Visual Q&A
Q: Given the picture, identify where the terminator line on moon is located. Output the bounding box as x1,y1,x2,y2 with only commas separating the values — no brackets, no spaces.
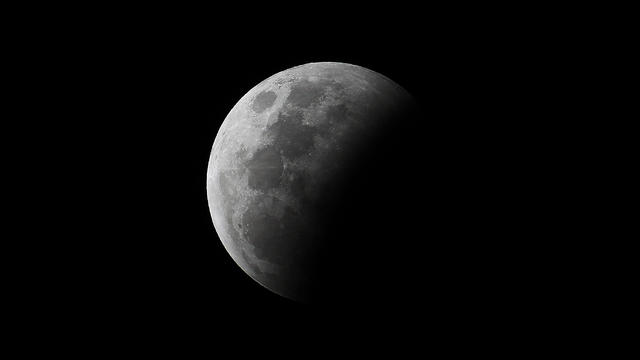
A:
206,62,415,303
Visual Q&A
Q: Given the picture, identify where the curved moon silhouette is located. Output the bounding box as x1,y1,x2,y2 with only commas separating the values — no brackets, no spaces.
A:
207,62,417,303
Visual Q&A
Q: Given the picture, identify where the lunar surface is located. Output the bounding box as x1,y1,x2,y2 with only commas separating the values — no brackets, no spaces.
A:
207,62,417,303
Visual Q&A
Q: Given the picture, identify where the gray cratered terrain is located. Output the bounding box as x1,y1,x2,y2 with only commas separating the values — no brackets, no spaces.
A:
207,62,417,303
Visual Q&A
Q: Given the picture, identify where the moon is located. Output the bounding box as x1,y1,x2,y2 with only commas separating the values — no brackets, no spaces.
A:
207,62,417,303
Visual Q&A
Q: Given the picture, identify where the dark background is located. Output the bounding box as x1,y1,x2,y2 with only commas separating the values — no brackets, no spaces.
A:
25,5,587,345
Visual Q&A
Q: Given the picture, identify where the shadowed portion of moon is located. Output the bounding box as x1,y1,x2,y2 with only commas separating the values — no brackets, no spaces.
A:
207,62,419,303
